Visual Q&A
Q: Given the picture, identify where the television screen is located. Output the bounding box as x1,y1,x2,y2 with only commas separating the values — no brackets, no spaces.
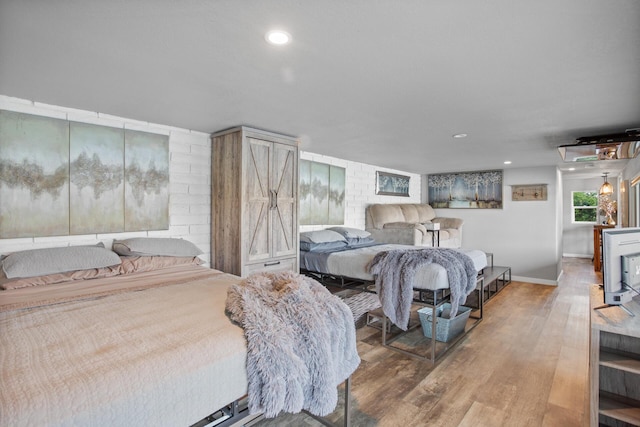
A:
602,228,640,305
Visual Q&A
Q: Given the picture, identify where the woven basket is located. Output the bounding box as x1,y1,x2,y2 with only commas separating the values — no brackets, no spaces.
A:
418,303,471,342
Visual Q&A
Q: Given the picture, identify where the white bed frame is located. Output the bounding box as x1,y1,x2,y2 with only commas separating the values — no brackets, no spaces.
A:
192,378,353,427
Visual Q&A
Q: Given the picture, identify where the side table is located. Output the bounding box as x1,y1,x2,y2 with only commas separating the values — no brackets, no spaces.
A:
424,223,440,247
593,225,615,271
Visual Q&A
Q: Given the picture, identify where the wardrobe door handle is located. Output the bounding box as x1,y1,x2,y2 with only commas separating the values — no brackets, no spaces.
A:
270,190,278,209
264,261,281,267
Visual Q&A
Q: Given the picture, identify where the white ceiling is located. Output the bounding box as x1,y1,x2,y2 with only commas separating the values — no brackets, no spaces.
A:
1,0,639,177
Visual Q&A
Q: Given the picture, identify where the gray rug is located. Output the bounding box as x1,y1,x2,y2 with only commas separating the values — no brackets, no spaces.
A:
338,291,381,329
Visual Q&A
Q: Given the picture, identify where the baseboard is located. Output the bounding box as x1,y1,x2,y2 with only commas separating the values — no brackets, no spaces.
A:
563,253,592,259
511,275,558,286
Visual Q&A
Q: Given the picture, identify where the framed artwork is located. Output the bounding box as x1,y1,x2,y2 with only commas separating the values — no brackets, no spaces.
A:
428,170,503,209
0,109,169,238
299,160,346,225
0,111,70,238
376,171,410,197
70,122,125,234
511,184,547,201
124,130,170,231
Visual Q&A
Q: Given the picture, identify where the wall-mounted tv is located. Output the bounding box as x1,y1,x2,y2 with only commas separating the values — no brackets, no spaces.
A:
602,227,640,306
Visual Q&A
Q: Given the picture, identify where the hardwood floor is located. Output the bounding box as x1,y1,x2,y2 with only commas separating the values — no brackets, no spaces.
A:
251,257,596,426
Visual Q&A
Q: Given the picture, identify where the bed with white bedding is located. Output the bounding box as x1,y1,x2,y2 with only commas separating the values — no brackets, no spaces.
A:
299,228,488,362
300,243,487,292
0,264,249,427
299,228,487,292
0,238,358,427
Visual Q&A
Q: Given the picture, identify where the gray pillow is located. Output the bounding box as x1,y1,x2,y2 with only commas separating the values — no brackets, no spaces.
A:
327,226,371,239
345,236,376,247
112,238,203,257
1,245,122,279
300,230,347,244
300,240,348,252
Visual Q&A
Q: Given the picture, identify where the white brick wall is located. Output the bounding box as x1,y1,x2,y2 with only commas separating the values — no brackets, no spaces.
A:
0,95,423,259
299,151,422,232
0,95,211,263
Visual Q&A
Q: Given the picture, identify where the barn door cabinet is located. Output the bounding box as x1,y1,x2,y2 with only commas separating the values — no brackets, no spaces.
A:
211,126,299,277
589,285,640,426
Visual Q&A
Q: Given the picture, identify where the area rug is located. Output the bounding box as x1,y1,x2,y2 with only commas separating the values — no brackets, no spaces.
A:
337,290,381,329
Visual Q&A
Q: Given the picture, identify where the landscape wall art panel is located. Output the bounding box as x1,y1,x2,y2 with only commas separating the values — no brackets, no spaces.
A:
376,171,410,196
0,110,70,238
428,170,503,209
299,160,312,223
299,159,345,225
328,165,346,224
303,161,329,225
70,122,125,234
0,110,170,238
124,130,170,231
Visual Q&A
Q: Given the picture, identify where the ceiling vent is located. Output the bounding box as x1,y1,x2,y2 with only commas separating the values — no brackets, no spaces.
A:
558,129,640,162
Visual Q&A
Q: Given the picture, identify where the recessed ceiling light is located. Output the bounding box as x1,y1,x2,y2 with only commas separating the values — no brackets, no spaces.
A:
265,30,291,45
452,133,467,139
504,161,512,165
569,167,576,171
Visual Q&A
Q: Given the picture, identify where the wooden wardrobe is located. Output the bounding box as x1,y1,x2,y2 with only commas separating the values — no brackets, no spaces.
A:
211,126,299,277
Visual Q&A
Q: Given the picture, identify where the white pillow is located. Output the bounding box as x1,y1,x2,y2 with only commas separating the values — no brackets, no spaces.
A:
327,226,371,239
112,238,203,257
299,230,347,244
1,245,121,279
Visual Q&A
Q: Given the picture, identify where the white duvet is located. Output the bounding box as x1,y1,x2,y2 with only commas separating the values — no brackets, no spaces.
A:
323,244,487,291
0,267,248,427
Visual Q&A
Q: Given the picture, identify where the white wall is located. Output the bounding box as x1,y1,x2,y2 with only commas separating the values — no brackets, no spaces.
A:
0,95,211,262
301,153,562,284
299,151,422,231
424,166,562,285
623,153,640,182
0,96,564,284
621,156,640,228
555,168,564,280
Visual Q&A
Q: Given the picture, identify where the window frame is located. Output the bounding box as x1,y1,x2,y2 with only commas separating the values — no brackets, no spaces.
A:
571,190,598,224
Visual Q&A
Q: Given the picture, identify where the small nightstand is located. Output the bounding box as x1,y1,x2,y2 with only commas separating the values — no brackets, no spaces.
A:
424,223,440,247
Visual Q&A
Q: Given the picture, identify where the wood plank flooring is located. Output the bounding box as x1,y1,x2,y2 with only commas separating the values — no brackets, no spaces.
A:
249,257,596,427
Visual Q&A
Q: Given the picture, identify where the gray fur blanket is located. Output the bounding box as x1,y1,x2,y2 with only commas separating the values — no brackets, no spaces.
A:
368,248,477,330
225,271,360,418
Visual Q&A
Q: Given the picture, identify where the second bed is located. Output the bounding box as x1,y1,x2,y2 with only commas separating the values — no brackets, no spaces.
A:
299,229,489,362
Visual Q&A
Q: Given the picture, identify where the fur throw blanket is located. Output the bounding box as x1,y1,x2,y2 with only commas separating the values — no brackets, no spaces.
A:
368,248,477,330
225,271,360,418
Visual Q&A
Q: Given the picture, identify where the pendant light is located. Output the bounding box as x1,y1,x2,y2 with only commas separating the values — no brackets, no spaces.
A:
599,172,614,195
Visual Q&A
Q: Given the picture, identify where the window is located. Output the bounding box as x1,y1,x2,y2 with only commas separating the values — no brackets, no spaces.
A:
572,191,598,223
